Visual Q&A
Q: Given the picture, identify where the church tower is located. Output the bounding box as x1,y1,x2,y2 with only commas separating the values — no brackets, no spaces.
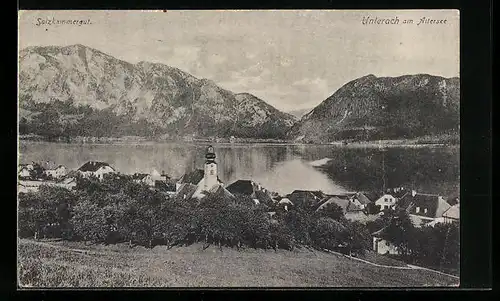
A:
203,145,218,191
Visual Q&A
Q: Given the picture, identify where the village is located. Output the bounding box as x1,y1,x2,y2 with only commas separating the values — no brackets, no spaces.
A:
18,145,459,257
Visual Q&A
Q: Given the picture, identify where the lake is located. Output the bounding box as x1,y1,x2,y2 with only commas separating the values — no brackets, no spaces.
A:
18,142,459,197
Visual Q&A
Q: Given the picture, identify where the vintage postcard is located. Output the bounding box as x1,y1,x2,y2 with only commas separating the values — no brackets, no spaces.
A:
17,10,460,287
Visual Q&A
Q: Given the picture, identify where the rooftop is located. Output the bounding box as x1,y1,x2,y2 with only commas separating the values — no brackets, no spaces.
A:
77,161,113,172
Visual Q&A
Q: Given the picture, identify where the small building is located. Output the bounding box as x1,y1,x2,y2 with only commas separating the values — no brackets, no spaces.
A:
44,165,67,180
132,173,155,186
371,227,401,255
77,161,115,180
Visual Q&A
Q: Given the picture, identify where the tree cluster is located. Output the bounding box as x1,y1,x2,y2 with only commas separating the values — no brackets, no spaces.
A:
17,175,458,272
18,175,368,254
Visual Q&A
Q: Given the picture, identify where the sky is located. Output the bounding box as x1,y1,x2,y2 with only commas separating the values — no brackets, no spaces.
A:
19,10,459,112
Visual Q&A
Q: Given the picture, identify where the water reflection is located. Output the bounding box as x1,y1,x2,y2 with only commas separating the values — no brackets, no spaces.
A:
19,142,459,197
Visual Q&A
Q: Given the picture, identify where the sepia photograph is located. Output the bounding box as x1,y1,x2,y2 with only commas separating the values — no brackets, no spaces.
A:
17,9,460,287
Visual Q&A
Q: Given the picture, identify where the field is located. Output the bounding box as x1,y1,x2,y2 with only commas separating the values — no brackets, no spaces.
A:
18,239,458,287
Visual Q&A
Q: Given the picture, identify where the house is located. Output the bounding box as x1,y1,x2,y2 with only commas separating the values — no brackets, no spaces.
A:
132,173,155,186
18,162,46,180
374,194,398,211
371,227,401,255
442,203,459,224
225,180,273,205
77,161,115,180
316,196,365,221
398,190,452,227
333,192,373,210
43,165,67,179
287,190,328,209
350,192,372,209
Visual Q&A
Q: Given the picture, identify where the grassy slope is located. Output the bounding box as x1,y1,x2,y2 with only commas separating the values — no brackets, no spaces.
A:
18,239,458,287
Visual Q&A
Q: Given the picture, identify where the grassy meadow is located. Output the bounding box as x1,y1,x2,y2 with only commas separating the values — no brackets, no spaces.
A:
18,239,458,287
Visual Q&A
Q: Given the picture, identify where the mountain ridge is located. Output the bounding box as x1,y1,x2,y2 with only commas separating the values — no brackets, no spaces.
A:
288,73,459,143
19,44,295,139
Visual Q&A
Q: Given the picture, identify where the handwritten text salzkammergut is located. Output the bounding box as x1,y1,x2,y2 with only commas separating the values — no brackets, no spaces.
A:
35,17,92,26
361,16,448,26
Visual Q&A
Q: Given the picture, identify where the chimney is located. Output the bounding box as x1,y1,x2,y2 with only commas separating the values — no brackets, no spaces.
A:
411,190,417,197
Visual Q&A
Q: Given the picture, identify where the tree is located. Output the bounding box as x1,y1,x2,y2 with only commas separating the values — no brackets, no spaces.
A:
317,202,345,221
379,209,416,258
310,217,349,251
283,208,314,245
70,198,109,243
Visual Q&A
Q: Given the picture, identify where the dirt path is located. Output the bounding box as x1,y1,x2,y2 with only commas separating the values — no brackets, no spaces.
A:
322,248,459,280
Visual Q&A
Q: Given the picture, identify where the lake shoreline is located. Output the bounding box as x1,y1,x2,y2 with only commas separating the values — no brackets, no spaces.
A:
19,137,459,148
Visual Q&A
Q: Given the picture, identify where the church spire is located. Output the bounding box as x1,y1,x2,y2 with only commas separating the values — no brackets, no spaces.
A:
203,145,218,191
205,145,216,164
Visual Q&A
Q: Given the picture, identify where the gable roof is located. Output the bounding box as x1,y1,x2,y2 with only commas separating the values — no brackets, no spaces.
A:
178,169,205,185
364,191,382,202
78,161,113,172
226,180,255,195
354,192,372,205
442,204,459,220
406,193,451,218
208,185,235,200
317,197,362,213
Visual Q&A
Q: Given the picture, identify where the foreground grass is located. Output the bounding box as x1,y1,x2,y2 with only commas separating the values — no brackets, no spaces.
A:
18,239,458,287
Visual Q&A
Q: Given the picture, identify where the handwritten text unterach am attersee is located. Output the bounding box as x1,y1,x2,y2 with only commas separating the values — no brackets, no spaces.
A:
361,16,448,26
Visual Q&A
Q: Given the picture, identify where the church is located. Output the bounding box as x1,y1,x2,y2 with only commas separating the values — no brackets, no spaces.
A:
176,145,226,199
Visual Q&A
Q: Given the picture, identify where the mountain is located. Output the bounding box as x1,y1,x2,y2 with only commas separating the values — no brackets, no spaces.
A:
286,108,313,119
18,44,295,139
287,74,460,143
